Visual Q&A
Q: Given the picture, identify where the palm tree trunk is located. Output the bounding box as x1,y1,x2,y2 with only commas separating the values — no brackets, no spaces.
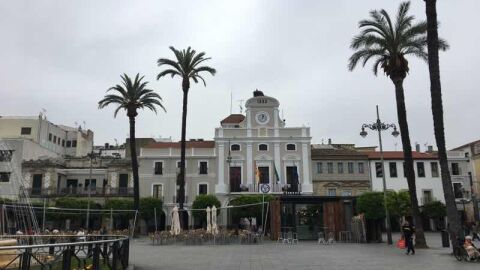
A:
129,116,140,211
425,0,462,250
178,79,189,211
391,76,428,248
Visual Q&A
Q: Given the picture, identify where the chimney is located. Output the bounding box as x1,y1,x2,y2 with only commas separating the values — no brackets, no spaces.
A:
105,143,109,149
427,145,433,152
328,138,332,145
415,143,420,152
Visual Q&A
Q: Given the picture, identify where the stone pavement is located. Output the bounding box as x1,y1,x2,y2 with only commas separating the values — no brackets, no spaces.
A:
129,233,479,270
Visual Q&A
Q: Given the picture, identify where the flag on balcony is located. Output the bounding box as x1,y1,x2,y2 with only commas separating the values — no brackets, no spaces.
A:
255,166,261,186
274,164,280,184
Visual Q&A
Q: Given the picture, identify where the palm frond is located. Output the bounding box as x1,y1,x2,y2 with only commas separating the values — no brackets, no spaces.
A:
98,73,165,118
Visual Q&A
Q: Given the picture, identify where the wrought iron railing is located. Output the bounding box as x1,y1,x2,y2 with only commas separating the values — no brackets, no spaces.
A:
0,234,129,270
228,183,301,194
25,187,134,198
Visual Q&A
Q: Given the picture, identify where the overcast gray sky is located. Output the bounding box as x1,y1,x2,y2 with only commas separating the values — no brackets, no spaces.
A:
1,0,478,151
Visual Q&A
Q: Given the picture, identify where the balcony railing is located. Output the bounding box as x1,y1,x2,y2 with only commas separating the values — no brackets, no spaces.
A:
172,195,189,204
229,183,302,194
25,187,134,198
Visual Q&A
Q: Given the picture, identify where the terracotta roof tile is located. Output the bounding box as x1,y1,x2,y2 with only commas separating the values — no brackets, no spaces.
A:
220,114,245,125
367,151,437,160
144,141,215,149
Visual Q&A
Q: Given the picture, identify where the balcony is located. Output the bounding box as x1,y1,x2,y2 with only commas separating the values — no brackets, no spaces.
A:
172,195,189,204
228,183,302,195
25,187,134,198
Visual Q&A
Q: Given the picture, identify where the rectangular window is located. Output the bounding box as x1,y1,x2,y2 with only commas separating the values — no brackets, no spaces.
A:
453,183,463,199
431,162,439,177
417,162,425,177
0,150,13,162
199,184,208,195
66,141,71,147
199,161,208,174
316,162,323,174
153,184,163,199
348,162,354,174
337,162,344,174
20,127,31,135
154,162,163,175
258,166,269,184
423,190,433,204
0,172,10,182
57,137,61,145
451,163,460,175
358,162,364,174
71,140,77,147
389,162,398,178
327,188,336,196
53,135,57,144
375,162,383,178
61,140,65,147
48,133,52,141
327,162,334,174
84,179,96,191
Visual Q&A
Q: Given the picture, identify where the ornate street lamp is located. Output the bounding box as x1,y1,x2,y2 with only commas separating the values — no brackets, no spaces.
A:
360,105,399,245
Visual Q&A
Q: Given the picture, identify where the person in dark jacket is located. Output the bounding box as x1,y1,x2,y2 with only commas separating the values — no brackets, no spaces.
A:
402,221,415,255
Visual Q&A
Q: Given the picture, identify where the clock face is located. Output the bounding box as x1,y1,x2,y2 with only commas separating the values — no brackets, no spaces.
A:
255,111,270,125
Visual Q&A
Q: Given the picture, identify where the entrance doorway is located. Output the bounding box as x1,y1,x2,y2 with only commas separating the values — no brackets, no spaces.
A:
66,179,78,195
286,166,298,192
31,174,42,195
229,167,241,192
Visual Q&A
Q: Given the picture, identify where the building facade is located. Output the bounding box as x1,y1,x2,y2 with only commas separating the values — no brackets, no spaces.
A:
367,150,472,206
137,90,313,227
0,115,93,198
22,156,133,202
311,143,370,197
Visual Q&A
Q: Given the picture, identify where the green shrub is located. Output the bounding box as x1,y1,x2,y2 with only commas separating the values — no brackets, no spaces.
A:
422,201,446,219
139,197,163,220
192,195,221,227
229,195,273,224
357,192,385,220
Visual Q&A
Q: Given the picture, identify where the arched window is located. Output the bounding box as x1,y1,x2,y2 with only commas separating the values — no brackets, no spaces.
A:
286,144,296,151
231,144,241,151
258,144,268,151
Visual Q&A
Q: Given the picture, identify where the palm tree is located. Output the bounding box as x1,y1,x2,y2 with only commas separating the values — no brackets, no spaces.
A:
99,73,165,210
157,47,216,214
424,0,462,249
348,1,447,248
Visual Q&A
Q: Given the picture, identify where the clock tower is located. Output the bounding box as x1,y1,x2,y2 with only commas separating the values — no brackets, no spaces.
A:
245,90,285,131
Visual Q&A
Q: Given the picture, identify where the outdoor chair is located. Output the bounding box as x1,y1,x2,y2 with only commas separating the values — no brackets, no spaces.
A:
292,233,299,244
317,232,326,245
327,232,335,244
282,232,291,244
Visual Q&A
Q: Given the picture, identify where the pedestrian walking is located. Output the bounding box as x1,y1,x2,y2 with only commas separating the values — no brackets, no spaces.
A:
402,221,415,255
472,222,480,242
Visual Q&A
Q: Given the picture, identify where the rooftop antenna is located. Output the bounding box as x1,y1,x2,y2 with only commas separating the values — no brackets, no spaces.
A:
230,92,233,115
238,99,245,114
114,138,118,147
41,108,47,119
321,139,325,145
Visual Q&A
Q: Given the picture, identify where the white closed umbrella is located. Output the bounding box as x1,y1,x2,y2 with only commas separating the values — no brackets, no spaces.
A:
211,206,218,235
171,206,181,236
206,206,212,233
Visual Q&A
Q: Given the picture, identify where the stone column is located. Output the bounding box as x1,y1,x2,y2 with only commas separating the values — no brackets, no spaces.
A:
215,143,226,193
247,143,253,185
274,143,282,184
301,143,313,193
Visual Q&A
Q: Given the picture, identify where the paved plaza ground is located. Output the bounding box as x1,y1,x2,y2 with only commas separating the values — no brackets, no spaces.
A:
129,233,480,270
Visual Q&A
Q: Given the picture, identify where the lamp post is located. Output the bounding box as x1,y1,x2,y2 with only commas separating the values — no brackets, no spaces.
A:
360,105,399,245
86,151,96,231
